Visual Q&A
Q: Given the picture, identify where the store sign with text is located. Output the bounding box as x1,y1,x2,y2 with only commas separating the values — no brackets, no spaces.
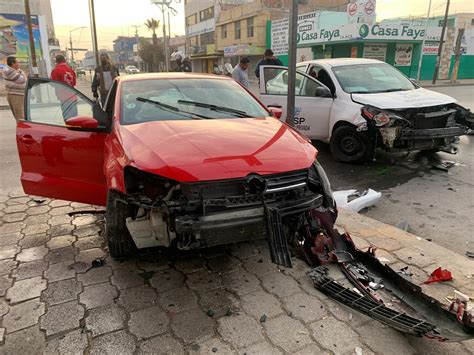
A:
271,14,442,55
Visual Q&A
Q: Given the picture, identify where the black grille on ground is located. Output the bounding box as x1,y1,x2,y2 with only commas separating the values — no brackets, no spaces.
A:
309,267,439,338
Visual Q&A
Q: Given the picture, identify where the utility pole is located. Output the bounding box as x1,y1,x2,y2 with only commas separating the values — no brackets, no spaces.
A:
451,27,465,83
161,5,169,71
286,0,299,126
88,0,106,103
24,0,39,77
432,0,450,84
69,35,74,62
416,0,432,82
132,25,140,67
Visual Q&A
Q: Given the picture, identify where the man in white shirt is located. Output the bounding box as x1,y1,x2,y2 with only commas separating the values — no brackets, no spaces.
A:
232,57,250,88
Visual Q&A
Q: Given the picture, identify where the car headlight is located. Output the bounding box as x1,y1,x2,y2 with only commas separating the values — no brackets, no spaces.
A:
361,106,406,127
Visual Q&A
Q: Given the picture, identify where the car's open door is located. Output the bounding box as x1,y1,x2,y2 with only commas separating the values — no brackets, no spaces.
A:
259,65,333,140
16,78,109,206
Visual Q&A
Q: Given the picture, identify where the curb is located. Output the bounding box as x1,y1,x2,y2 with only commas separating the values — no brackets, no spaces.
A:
422,83,474,88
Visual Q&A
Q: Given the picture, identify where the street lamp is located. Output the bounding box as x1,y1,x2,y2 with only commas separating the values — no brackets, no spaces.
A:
150,0,181,71
69,26,87,63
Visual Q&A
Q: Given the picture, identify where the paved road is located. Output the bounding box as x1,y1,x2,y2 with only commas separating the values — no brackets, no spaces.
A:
0,189,472,353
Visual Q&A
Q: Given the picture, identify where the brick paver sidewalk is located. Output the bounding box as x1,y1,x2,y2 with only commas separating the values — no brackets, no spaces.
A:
0,188,473,354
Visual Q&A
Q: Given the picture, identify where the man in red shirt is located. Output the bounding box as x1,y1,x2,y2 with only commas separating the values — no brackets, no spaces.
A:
51,54,78,119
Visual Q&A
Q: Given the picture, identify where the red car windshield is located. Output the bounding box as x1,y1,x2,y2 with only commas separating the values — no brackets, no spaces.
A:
120,78,269,124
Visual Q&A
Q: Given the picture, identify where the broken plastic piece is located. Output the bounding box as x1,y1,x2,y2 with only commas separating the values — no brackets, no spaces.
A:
333,189,382,213
424,267,453,284
396,220,409,232
92,258,105,268
431,161,456,172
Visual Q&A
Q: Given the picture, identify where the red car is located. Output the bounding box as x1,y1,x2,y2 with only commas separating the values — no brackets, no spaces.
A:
17,73,336,267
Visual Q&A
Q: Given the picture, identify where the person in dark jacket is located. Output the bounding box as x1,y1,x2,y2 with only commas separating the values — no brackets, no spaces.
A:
255,49,283,78
92,53,119,105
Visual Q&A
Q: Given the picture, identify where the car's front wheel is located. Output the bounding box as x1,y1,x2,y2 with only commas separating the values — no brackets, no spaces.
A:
106,190,136,258
330,125,373,163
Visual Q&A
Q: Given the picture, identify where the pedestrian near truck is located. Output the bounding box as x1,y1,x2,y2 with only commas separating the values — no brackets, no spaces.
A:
3,56,26,121
232,57,250,88
255,49,283,79
92,53,119,106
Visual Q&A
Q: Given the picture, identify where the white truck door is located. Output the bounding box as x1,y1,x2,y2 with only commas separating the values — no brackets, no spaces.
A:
259,65,333,140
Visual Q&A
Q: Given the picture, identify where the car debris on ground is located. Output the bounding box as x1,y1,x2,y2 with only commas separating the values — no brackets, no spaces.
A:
333,189,382,213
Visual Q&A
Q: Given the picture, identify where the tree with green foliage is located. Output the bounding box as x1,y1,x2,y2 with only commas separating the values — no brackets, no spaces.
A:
144,18,160,46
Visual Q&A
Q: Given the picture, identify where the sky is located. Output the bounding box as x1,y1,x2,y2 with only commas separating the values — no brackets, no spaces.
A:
51,0,474,58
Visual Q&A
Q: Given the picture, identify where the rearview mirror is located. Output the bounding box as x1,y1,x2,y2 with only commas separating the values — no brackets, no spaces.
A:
65,116,99,130
315,87,332,98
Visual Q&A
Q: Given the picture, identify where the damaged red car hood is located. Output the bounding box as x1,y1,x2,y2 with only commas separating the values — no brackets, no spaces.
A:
119,117,316,182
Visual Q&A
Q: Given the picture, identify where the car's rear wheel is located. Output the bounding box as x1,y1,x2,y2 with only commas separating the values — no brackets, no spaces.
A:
330,125,373,163
106,190,136,258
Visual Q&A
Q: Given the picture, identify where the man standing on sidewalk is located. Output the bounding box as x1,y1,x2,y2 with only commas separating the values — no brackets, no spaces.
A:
255,49,283,79
232,57,250,89
51,54,78,118
92,53,119,106
3,56,26,121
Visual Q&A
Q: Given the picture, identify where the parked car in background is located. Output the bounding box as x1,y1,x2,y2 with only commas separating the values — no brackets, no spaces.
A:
75,67,86,75
125,65,140,74
259,58,473,163
16,73,336,267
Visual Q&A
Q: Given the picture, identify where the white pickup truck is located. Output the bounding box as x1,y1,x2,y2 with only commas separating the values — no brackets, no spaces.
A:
259,58,473,163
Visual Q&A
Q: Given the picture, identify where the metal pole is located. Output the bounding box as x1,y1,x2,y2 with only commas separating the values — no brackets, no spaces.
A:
88,0,106,99
161,6,168,71
69,31,75,63
432,0,450,84
286,0,298,126
24,0,39,77
168,8,172,69
416,0,432,81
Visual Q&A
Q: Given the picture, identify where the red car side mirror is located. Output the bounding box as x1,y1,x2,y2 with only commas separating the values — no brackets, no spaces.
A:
65,116,99,130
268,107,283,119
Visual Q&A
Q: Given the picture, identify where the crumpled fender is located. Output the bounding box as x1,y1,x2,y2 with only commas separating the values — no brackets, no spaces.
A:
454,103,474,130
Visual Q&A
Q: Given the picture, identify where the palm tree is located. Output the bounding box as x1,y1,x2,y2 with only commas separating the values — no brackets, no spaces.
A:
145,18,160,46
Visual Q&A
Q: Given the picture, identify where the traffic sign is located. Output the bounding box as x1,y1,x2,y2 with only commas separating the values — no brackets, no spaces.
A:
365,0,375,16
347,2,357,17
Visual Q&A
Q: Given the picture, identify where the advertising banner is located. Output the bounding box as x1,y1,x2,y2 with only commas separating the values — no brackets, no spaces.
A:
363,43,387,61
0,13,43,63
394,43,413,65
270,10,443,54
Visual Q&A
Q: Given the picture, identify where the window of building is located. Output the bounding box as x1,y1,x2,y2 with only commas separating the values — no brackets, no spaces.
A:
199,7,214,22
200,32,215,46
186,14,197,26
221,24,227,39
247,17,254,38
235,20,241,40
189,35,198,46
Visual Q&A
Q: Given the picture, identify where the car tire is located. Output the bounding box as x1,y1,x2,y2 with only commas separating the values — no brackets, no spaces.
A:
106,190,136,258
330,125,373,163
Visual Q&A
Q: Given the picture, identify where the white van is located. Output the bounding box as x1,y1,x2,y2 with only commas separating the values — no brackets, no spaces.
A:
259,58,473,163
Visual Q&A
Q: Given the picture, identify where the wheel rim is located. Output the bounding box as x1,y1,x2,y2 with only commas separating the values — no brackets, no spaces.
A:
337,132,365,159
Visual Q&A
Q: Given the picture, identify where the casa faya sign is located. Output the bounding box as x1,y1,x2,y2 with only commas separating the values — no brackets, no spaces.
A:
297,24,442,45
272,18,442,54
